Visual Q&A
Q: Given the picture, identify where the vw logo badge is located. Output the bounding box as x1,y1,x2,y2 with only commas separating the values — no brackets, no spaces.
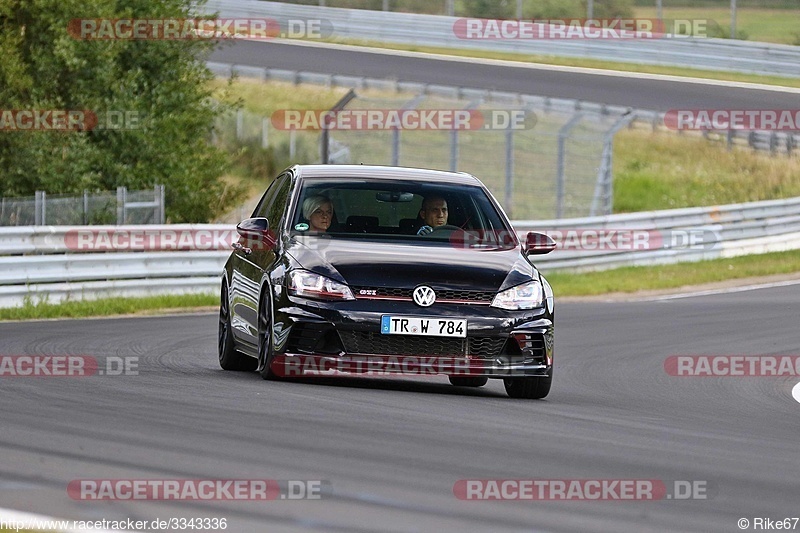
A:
413,285,436,307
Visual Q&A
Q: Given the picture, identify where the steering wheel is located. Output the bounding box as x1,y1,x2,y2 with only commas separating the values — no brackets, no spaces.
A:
428,224,463,233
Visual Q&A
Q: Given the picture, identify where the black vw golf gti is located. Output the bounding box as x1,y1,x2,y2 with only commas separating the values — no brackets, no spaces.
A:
219,165,556,399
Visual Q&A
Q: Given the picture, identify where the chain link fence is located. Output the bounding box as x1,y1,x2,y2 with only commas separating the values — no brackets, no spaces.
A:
0,186,166,226
326,93,629,219
216,91,628,219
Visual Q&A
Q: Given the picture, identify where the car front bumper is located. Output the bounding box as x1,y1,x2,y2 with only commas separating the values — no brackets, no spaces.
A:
271,297,554,378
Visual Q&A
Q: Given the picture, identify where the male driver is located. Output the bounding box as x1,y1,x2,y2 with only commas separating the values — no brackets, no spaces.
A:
416,196,448,236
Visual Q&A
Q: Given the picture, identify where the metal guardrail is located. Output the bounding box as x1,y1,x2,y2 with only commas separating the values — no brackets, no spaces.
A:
515,197,800,271
2,197,800,307
204,0,800,78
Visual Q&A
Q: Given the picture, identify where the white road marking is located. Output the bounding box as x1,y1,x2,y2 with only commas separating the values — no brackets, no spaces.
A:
649,279,800,301
792,382,800,405
248,38,800,94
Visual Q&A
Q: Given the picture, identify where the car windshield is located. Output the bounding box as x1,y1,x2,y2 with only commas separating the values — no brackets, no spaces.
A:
291,178,516,249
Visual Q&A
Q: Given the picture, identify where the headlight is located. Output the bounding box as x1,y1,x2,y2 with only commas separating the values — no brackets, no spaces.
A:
491,280,544,310
288,270,354,301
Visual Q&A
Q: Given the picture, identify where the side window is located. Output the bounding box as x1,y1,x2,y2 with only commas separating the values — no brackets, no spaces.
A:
253,174,291,229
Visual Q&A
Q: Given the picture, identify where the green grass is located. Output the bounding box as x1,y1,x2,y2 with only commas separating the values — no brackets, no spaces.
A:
613,129,800,212
546,249,800,296
0,293,217,321
634,6,800,44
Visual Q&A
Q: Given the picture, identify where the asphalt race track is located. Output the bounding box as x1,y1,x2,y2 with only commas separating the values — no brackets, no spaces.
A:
209,40,800,111
1,284,798,532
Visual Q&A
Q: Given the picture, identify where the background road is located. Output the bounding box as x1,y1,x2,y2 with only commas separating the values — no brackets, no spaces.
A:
1,284,798,532
209,40,800,111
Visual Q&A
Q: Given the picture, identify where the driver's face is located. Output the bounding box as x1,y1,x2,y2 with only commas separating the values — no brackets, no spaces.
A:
421,199,448,227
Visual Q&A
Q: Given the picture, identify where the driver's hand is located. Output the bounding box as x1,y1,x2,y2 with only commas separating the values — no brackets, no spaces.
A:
417,225,433,236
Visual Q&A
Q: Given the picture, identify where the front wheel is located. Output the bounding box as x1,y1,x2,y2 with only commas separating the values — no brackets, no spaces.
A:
257,295,281,380
219,282,256,371
503,371,552,399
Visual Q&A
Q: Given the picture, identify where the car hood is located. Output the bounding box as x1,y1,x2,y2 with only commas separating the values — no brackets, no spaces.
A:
286,237,536,292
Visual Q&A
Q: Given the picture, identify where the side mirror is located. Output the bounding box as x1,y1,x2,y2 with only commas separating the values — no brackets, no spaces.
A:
524,231,556,255
236,217,276,249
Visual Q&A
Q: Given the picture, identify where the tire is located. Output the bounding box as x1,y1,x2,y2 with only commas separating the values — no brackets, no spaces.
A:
503,371,552,399
448,376,489,388
257,294,281,380
219,282,257,371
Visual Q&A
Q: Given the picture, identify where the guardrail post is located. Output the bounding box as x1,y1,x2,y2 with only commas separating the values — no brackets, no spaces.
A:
153,185,161,224
116,186,126,225
83,190,89,225
34,190,45,226
391,128,400,166
449,129,459,171
161,185,166,223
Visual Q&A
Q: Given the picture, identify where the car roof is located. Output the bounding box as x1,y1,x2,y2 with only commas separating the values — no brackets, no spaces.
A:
292,165,483,186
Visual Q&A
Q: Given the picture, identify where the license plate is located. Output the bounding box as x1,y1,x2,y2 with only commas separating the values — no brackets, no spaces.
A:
380,316,467,338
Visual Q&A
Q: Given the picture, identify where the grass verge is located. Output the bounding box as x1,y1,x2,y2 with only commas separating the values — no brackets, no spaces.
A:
613,129,800,212
633,6,800,45
0,294,217,321
545,249,800,296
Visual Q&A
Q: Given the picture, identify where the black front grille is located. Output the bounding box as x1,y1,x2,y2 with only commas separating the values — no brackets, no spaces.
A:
339,331,506,357
352,286,494,303
353,287,410,299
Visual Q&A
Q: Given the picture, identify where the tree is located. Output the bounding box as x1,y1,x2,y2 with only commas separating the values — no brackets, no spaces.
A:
0,0,235,222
